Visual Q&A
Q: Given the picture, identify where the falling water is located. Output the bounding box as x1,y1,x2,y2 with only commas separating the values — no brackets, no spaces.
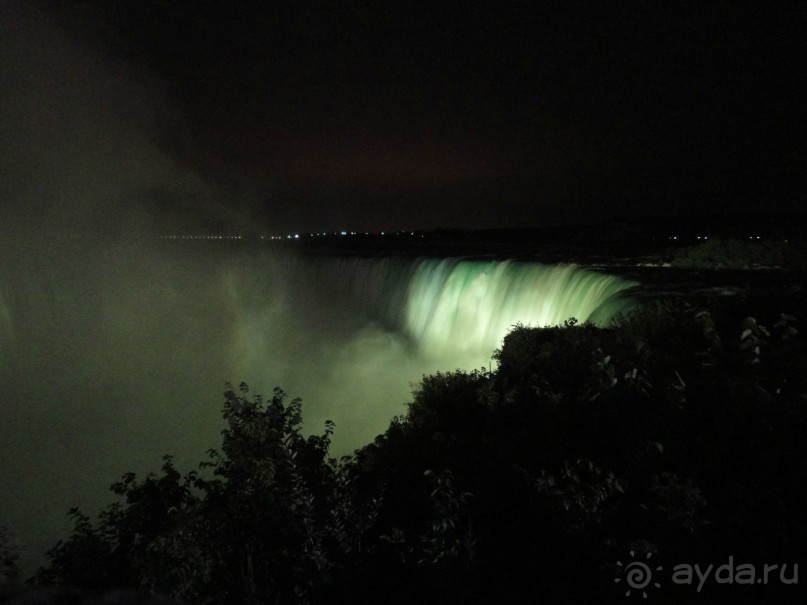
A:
403,258,636,359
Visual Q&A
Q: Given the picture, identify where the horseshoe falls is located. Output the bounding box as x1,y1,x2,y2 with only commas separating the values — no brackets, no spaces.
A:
402,258,635,359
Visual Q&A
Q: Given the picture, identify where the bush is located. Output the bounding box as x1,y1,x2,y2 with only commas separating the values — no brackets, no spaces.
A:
39,383,381,605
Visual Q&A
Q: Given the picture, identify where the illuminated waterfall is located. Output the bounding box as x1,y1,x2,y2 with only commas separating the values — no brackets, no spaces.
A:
402,259,636,358
287,256,637,360
224,254,636,376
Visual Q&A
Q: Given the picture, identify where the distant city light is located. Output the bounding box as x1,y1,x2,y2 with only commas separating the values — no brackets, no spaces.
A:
154,229,428,241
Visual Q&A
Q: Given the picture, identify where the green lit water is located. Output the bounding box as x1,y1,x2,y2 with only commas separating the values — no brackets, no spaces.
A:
404,259,636,359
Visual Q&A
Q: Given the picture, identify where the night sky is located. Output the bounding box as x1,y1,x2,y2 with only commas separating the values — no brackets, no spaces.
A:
4,1,807,233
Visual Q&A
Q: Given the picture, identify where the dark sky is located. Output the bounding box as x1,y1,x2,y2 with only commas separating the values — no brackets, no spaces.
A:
8,1,807,232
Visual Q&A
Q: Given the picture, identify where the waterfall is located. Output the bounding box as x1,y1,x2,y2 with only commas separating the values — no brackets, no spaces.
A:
403,258,635,357
278,256,635,355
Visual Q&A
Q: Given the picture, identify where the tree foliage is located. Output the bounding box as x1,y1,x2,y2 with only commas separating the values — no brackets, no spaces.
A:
36,302,807,604
39,383,381,604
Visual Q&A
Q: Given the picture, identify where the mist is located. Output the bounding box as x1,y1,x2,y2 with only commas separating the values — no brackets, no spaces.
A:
0,0,291,572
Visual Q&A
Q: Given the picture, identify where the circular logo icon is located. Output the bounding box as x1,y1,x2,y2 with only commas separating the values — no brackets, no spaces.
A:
615,550,662,597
